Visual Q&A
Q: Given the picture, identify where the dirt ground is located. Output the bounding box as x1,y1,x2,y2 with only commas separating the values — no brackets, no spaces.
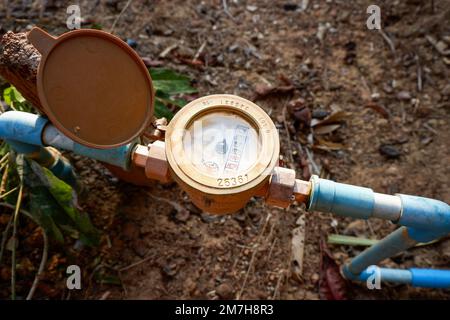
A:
0,0,449,300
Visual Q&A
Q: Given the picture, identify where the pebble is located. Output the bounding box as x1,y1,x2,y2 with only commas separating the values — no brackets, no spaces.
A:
442,84,450,96
283,3,298,11
312,109,329,119
126,38,138,49
396,91,411,101
216,283,234,299
379,144,401,159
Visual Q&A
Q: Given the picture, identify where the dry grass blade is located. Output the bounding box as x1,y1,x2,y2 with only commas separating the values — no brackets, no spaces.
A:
291,215,306,281
237,213,271,300
26,219,48,300
11,183,23,300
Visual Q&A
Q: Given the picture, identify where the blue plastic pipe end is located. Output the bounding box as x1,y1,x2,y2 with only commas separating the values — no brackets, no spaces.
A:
0,111,47,146
410,268,450,289
308,175,375,219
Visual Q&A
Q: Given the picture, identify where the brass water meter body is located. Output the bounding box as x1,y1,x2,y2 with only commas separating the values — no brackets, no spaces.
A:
165,95,280,214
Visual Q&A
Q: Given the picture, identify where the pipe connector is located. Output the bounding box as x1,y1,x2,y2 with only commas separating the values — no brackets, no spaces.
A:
132,141,171,183
264,167,311,208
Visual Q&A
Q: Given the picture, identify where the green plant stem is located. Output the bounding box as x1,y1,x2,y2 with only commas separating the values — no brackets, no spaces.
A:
11,183,23,300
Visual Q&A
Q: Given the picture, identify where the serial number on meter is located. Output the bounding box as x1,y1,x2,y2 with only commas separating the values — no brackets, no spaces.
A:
217,174,249,187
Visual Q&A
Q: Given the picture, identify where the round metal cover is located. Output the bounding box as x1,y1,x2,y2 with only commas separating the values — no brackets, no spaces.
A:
27,27,154,149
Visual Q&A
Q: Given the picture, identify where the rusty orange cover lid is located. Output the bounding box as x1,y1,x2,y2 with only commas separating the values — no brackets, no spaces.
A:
27,27,154,149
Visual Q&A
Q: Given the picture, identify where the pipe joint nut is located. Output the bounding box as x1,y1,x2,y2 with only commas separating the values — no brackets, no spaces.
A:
265,167,296,208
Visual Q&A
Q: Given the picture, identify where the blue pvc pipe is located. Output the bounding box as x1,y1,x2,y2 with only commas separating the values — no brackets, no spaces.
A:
0,111,47,146
344,226,417,275
308,176,450,241
345,266,450,288
308,175,375,219
397,194,450,240
410,268,450,288
346,267,412,284
72,143,132,169
0,111,133,169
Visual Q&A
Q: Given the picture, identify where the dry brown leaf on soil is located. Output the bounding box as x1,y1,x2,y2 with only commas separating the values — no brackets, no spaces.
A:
365,102,390,119
253,84,295,99
311,110,349,127
313,137,345,151
313,124,341,135
319,238,348,300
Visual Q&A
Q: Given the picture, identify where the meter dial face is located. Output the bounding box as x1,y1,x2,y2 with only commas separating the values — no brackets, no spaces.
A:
166,94,279,194
182,111,260,179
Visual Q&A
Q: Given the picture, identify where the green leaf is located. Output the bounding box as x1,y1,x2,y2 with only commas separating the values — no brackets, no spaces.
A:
23,158,100,246
155,91,187,108
2,85,32,112
3,86,26,106
154,99,174,119
16,155,64,242
28,186,65,243
150,68,197,95
327,234,378,247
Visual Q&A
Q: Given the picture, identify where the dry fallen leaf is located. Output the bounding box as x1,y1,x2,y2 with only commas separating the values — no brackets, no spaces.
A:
313,124,341,135
319,238,348,300
311,110,349,127
313,137,345,151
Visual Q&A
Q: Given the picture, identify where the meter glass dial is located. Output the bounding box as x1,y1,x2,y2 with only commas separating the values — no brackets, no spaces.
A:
182,111,260,179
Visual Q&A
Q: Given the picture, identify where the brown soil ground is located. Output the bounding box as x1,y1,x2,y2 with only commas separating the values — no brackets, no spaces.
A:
0,0,449,300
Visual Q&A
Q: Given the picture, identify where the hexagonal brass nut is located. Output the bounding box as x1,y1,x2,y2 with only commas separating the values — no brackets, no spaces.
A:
132,144,149,168
145,140,171,183
265,167,296,208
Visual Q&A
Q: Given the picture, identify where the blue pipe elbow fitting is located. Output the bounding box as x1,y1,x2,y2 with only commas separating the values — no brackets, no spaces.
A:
397,194,450,240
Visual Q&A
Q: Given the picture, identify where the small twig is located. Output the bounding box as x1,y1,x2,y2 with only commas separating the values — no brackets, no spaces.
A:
11,183,24,300
193,41,207,61
26,224,48,300
426,34,450,56
266,238,277,263
304,147,320,175
119,254,154,272
222,0,236,21
415,54,423,92
159,43,178,58
237,213,271,300
378,29,396,54
110,0,133,33
0,152,10,166
281,99,295,170
0,163,10,194
0,186,18,200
